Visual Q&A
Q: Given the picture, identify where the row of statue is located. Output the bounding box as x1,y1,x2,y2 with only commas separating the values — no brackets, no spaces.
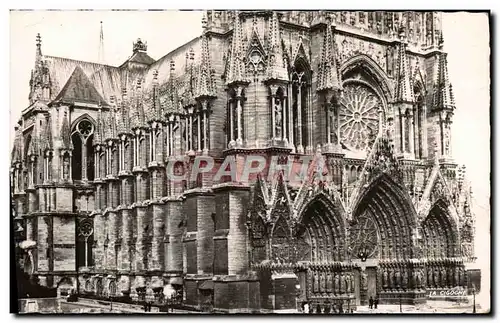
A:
378,265,466,291
308,265,466,295
310,271,355,295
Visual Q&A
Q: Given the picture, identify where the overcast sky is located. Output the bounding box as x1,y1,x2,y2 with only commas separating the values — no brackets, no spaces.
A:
8,10,491,307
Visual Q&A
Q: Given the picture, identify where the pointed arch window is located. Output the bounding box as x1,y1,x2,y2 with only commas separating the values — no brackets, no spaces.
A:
290,63,310,153
77,219,94,268
226,87,246,148
43,150,53,182
71,119,95,181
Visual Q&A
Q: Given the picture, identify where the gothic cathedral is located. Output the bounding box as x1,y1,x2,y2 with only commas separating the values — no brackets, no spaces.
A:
12,11,478,312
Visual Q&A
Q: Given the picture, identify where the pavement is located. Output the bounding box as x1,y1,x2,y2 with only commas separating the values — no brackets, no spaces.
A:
59,298,196,314
58,298,487,314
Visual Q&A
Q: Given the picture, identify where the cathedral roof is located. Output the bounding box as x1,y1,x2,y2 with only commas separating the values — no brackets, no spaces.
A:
119,38,156,67
52,65,109,106
45,56,122,104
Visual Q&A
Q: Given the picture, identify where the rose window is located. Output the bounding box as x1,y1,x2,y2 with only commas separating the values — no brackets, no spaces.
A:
77,120,94,140
350,213,379,259
339,83,381,151
79,220,94,237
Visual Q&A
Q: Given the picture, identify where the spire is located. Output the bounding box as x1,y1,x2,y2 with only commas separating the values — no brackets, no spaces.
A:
29,33,51,104
165,60,180,115
131,78,145,129
60,110,72,150
393,26,414,103
42,114,53,151
317,16,342,93
95,105,106,145
226,11,248,86
181,49,197,108
104,96,117,139
433,36,455,111
265,11,288,81
195,15,216,100
36,33,42,62
98,21,105,64
152,69,163,120
117,88,130,135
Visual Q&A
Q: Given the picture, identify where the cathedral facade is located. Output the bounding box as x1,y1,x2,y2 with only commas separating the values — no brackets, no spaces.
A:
12,11,479,312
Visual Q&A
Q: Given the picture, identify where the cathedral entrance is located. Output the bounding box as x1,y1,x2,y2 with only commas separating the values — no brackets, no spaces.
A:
294,197,357,312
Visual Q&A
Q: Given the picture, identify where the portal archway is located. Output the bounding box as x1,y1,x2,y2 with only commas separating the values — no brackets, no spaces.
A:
296,194,346,262
351,174,416,260
422,199,459,258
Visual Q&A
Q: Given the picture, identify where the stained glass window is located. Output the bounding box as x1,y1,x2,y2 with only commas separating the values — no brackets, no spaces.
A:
339,83,381,152
351,213,379,259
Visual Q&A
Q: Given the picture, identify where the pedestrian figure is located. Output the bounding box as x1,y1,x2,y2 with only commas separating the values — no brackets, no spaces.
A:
374,297,379,309
369,296,374,309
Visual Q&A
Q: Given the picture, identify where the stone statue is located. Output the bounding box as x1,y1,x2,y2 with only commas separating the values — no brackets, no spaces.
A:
441,268,447,288
448,268,454,287
326,272,333,292
383,269,388,289
388,269,394,290
345,273,351,293
454,267,460,287
402,269,408,290
394,269,401,290
320,271,326,292
415,270,421,289
313,273,319,293
350,273,355,292
63,155,70,180
334,273,340,294
434,268,440,288
360,271,368,290
340,273,346,294
444,127,451,156
459,268,466,287
274,98,282,138
427,268,433,288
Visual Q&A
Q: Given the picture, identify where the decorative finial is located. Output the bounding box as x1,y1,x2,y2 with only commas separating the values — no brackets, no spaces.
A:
170,60,175,72
189,48,195,61
202,13,208,31
438,31,444,50
35,33,42,58
133,38,147,53
433,141,439,162
153,69,159,81
136,78,142,90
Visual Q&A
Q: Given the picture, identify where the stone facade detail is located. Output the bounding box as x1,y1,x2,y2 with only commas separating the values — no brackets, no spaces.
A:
12,10,479,312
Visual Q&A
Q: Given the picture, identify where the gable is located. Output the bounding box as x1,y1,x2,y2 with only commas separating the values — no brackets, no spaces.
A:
52,66,107,105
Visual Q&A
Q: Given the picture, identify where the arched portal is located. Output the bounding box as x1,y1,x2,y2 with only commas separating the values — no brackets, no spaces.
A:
296,194,346,262
351,174,416,260
422,200,459,258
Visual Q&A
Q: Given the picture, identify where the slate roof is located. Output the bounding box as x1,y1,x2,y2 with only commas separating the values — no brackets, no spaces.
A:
52,66,108,105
